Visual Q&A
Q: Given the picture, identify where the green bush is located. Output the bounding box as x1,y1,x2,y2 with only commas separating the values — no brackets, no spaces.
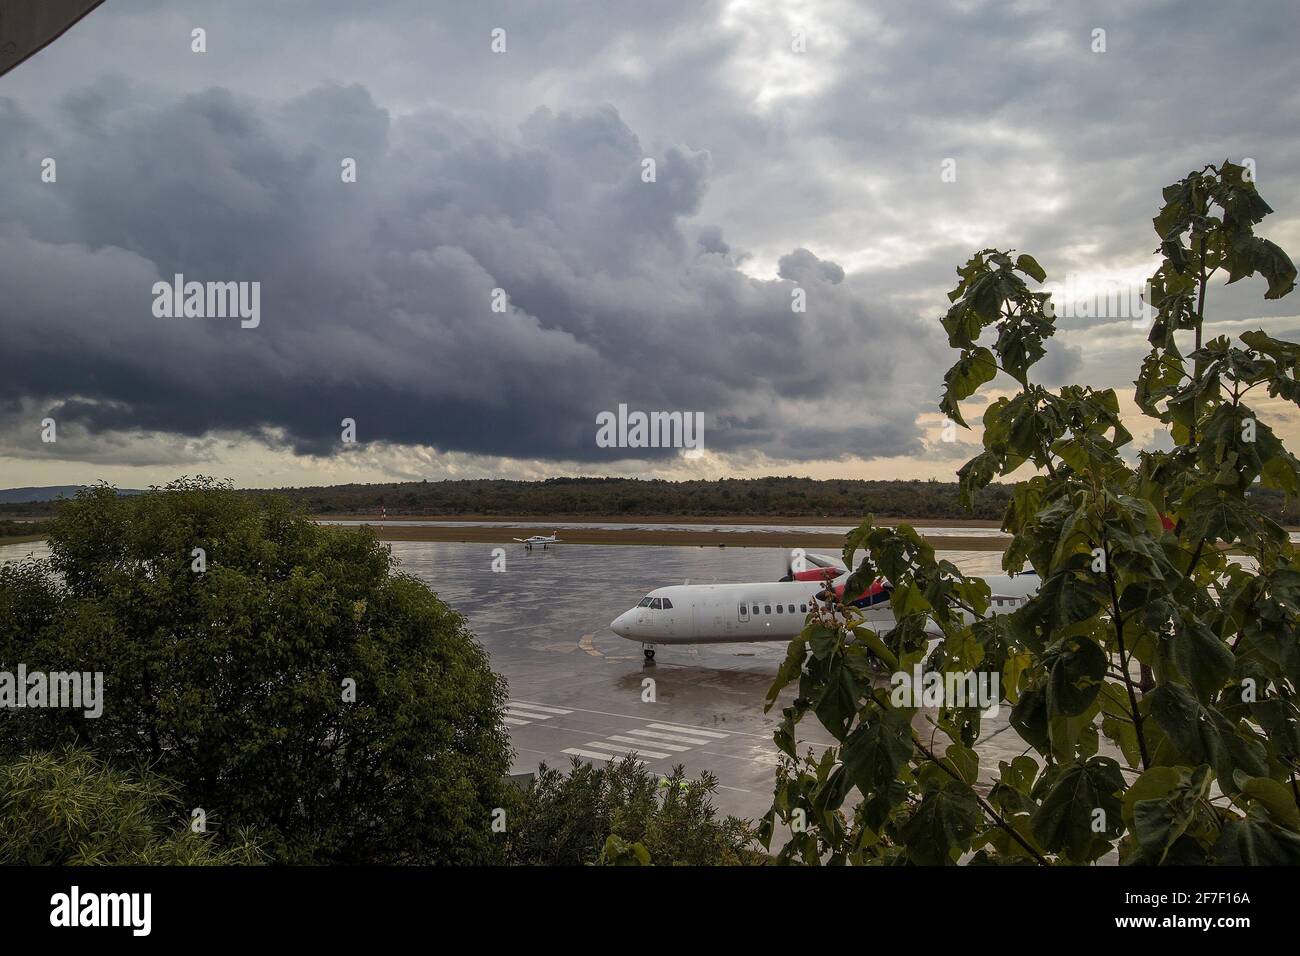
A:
0,747,263,865
764,161,1300,865
505,756,763,865
0,478,512,864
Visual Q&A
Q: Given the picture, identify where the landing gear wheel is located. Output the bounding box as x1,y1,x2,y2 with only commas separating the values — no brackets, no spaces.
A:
643,645,656,662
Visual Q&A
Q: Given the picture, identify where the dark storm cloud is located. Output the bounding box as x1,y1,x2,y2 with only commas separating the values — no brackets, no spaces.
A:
1,0,1297,478
0,83,923,463
778,248,844,285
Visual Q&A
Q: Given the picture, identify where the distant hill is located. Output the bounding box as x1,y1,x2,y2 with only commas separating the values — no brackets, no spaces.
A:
0,486,144,506
0,485,85,504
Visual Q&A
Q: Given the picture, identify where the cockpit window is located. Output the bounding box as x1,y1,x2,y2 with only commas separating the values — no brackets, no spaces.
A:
638,597,652,607
661,598,673,609
650,598,662,610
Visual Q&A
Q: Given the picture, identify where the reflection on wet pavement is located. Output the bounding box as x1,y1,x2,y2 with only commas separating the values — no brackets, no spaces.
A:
387,540,1030,820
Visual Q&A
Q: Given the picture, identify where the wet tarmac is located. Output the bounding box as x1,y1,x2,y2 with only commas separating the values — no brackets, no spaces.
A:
0,537,1025,824
388,540,1022,822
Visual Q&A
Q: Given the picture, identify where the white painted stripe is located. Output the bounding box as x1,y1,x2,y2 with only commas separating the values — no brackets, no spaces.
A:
505,709,554,720
507,701,572,715
503,717,530,726
589,742,672,759
606,734,690,752
647,723,728,739
626,729,711,746
563,747,615,761
491,700,768,739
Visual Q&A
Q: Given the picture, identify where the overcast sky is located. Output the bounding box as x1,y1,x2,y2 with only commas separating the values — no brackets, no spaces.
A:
1,0,1298,490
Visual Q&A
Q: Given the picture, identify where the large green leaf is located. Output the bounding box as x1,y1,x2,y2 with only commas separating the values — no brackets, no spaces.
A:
840,708,914,796
1010,686,1051,754
1180,482,1260,545
1224,234,1297,299
1212,819,1300,865
811,657,862,742
1150,683,1268,788
1123,765,1214,865
1167,617,1235,702
1042,635,1108,718
1021,568,1107,638
1239,776,1300,830
1030,757,1124,861
941,347,998,427
1015,253,1047,283
901,781,983,865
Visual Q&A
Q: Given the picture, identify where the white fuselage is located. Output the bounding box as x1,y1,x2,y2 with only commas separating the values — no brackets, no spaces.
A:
609,574,1039,646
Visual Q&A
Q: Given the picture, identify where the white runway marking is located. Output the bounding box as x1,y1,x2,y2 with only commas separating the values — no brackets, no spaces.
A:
648,723,728,739
503,699,769,739
588,742,672,759
606,734,690,752
505,708,557,720
626,728,712,746
503,716,530,726
507,700,572,715
563,747,616,761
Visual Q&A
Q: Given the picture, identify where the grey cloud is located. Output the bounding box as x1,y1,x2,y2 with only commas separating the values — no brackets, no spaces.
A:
0,83,926,466
778,248,845,285
1,0,1297,483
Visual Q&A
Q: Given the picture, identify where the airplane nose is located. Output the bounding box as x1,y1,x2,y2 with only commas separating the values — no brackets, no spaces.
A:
610,611,635,638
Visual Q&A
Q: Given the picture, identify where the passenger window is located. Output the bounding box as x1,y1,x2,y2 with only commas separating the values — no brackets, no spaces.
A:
752,605,760,615
800,604,807,613
788,604,795,613
650,598,662,610
764,605,771,614
776,604,783,613
662,598,673,609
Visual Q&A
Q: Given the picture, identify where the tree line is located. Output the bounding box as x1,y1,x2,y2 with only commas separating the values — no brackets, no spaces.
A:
6,477,1296,526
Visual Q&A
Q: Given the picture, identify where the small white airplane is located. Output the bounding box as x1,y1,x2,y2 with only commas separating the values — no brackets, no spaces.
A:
513,532,560,550
610,552,1038,660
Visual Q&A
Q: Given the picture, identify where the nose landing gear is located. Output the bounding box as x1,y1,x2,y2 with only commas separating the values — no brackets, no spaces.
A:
642,643,656,662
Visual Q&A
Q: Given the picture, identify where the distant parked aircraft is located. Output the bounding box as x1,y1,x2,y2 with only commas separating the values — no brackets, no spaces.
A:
610,552,1038,660
513,532,560,550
